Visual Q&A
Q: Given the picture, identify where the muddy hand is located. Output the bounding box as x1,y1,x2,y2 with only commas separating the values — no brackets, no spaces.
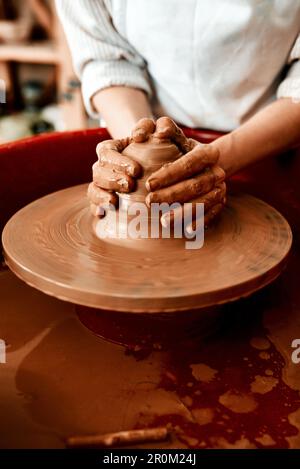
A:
145,117,226,228
88,118,155,217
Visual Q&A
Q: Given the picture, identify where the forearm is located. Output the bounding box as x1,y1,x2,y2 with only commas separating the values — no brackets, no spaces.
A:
213,98,300,176
92,86,153,139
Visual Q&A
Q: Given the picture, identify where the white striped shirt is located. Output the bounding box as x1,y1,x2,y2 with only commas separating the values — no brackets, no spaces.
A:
56,0,300,131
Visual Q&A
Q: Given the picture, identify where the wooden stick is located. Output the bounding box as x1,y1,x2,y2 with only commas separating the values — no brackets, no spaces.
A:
66,427,170,449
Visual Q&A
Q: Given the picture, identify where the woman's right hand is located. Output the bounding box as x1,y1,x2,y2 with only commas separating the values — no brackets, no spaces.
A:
88,118,155,217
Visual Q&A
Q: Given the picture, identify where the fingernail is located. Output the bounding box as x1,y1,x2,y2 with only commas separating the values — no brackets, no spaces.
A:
161,213,170,228
160,126,169,134
145,193,153,207
186,223,194,235
97,206,105,218
119,178,129,190
134,129,146,138
145,178,158,191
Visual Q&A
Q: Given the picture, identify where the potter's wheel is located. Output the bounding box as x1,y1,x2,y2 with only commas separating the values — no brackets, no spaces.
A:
2,184,292,313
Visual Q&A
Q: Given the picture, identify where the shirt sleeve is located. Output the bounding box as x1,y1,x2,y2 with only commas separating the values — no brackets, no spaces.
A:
55,0,152,118
277,33,300,101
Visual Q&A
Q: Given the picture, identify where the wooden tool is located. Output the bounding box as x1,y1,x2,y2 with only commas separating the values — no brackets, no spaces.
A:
2,184,292,313
66,427,169,449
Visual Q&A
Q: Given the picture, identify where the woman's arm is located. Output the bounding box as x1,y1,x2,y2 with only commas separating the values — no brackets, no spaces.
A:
213,98,300,176
92,86,153,139
55,0,152,127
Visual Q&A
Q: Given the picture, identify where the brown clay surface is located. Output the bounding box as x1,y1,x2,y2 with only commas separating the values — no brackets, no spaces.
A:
121,138,183,198
1,128,300,449
96,138,184,241
1,268,300,449
2,184,292,312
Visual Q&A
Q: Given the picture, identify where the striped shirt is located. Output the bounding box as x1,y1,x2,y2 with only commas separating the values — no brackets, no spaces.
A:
56,0,300,131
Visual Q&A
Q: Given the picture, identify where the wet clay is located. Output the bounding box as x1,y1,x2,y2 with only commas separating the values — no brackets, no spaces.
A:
2,185,292,313
96,136,182,244
255,434,276,446
191,408,214,426
250,375,278,394
190,364,218,383
2,123,300,449
122,136,183,198
250,337,271,351
76,305,221,350
218,391,258,414
2,270,300,449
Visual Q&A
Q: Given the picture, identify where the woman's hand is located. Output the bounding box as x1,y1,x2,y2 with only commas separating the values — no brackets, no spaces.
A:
88,118,155,217
89,116,226,230
145,117,226,230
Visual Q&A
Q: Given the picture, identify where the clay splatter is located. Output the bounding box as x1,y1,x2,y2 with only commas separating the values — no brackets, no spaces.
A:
255,434,276,446
250,337,271,350
191,408,214,425
250,375,278,394
190,364,218,383
219,391,257,413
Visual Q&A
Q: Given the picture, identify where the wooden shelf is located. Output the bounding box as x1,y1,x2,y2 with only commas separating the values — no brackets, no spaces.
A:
0,0,88,131
0,41,59,64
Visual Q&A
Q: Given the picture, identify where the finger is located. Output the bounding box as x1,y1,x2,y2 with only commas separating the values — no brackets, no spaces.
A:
204,203,224,226
146,144,220,191
146,165,225,206
97,138,130,154
96,140,141,177
90,203,105,218
131,118,156,143
93,162,135,193
97,147,142,178
161,183,226,228
186,203,224,234
87,182,118,208
154,117,191,153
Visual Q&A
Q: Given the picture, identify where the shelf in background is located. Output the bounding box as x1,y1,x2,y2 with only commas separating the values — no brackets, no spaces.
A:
0,0,88,131
0,41,59,64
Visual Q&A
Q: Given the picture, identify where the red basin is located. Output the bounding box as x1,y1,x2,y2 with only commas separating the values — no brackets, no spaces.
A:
1,128,300,449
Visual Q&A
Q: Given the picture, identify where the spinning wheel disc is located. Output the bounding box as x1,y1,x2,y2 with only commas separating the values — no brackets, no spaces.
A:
2,184,292,313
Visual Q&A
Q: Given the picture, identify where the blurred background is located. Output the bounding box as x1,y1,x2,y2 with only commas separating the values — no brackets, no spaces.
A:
0,0,96,144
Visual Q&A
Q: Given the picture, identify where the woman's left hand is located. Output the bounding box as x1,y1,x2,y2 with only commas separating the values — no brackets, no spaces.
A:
145,117,226,232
